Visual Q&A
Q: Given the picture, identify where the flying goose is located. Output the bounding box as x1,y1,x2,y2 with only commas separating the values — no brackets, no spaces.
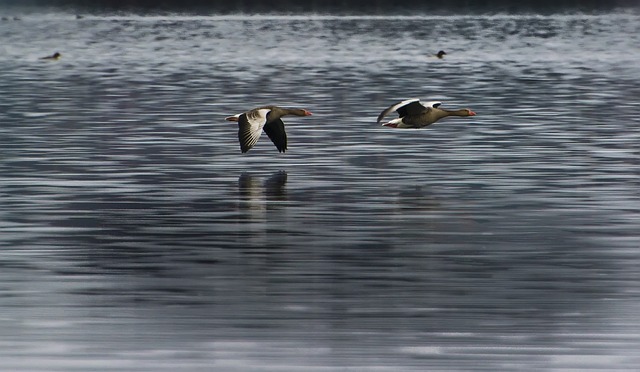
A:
377,98,475,129
225,106,312,153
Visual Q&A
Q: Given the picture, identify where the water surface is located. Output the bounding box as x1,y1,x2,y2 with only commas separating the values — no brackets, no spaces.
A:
1,10,640,371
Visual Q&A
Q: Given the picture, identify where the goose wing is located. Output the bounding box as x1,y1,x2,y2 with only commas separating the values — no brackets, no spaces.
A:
263,118,287,153
377,98,438,123
422,101,442,109
238,108,271,153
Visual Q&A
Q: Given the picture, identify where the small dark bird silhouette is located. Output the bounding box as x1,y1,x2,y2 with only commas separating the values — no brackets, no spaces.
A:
436,50,447,59
40,52,61,60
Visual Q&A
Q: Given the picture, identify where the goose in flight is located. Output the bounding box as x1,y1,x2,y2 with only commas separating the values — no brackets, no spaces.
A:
225,106,312,153
377,98,475,129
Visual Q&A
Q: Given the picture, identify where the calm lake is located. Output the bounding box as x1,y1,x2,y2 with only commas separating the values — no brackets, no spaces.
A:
1,8,640,371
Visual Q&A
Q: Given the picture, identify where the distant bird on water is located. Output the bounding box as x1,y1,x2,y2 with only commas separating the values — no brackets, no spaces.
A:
225,106,313,153
377,98,475,129
435,50,447,59
40,52,61,60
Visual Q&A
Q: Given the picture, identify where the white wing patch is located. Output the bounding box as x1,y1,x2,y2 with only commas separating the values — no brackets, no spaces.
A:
239,108,271,153
246,109,271,132
377,98,421,124
388,98,421,114
423,101,442,108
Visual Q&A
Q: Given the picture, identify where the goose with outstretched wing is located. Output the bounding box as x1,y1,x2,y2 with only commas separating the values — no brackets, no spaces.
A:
377,98,475,129
226,106,312,153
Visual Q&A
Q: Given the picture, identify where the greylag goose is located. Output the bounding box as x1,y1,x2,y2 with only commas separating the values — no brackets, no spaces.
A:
225,106,312,153
40,52,61,60
435,50,447,59
377,98,475,129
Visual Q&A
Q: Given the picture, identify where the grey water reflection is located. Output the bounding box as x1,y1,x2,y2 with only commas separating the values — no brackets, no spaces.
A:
239,171,288,207
237,171,288,249
1,9,640,372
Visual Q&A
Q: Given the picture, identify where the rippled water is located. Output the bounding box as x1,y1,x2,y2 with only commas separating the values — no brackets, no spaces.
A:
1,10,640,371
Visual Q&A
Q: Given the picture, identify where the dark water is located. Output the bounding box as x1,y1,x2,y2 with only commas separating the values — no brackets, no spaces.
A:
1,10,640,371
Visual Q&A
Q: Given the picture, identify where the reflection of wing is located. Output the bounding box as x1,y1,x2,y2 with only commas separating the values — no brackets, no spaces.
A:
238,173,262,199
263,118,287,153
238,108,271,153
238,173,265,216
377,98,434,123
264,171,288,200
238,171,288,216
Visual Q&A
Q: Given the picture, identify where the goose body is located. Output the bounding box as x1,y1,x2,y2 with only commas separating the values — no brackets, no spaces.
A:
225,106,312,153
40,52,61,60
377,98,475,129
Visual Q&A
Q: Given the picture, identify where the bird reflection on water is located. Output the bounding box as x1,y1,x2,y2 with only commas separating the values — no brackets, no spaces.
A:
238,171,288,208
237,171,288,248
